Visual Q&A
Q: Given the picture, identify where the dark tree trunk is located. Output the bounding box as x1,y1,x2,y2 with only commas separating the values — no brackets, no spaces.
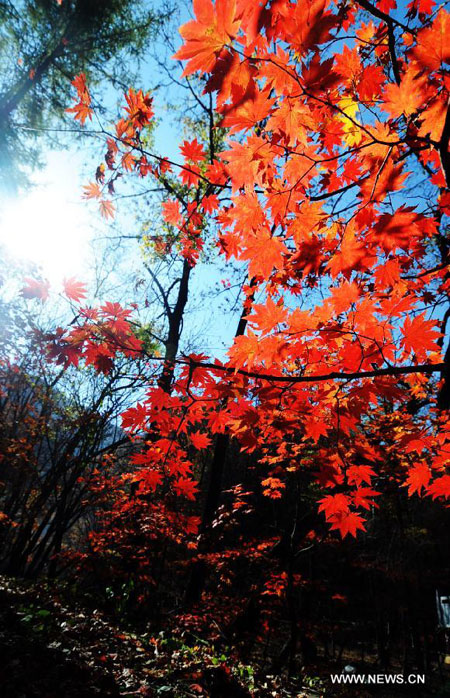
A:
158,259,191,393
184,280,256,604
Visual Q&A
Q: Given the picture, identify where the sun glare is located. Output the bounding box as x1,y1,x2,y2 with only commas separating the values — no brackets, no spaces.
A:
0,153,93,285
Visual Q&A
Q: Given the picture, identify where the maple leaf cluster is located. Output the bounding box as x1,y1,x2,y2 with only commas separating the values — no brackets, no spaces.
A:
66,73,93,125
40,300,142,373
21,277,87,304
58,0,450,539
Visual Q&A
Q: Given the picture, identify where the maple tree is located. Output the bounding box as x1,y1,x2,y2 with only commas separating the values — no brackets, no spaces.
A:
0,249,162,579
0,0,450,694
15,12,444,679
57,0,450,544
9,0,450,678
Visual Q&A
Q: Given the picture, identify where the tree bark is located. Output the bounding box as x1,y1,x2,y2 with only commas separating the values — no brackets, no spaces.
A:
184,279,256,604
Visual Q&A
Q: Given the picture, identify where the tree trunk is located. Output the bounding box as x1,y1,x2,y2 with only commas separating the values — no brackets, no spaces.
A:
158,259,191,393
184,279,256,604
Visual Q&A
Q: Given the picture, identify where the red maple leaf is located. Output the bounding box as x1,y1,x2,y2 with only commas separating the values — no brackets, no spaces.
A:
173,0,241,76
318,493,350,518
381,70,426,120
99,199,115,220
121,152,136,172
377,0,396,14
427,475,450,500
412,9,450,71
162,200,182,226
358,64,385,101
66,100,93,125
124,88,154,126
243,231,285,278
22,278,50,302
94,353,114,374
221,88,275,133
101,301,133,320
63,277,87,303
249,297,286,335
180,138,206,162
303,418,329,443
121,403,148,431
352,487,380,510
140,469,164,492
346,465,376,487
190,431,212,450
407,0,435,16
404,463,432,496
71,73,89,101
328,510,366,538
401,313,441,358
173,477,199,500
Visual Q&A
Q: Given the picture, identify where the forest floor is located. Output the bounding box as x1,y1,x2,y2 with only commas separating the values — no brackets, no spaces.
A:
0,574,449,698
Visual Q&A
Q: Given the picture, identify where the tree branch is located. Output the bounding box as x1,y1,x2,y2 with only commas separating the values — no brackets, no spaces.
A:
438,95,450,188
181,357,447,385
387,23,401,86
355,0,414,34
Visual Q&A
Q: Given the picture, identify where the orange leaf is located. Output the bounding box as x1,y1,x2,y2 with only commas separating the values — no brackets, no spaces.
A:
261,477,285,498
99,199,115,220
180,138,206,161
401,313,441,357
82,182,102,199
173,0,241,76
66,100,93,125
412,9,450,71
243,231,285,278
162,200,182,226
381,70,426,119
